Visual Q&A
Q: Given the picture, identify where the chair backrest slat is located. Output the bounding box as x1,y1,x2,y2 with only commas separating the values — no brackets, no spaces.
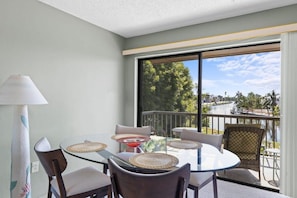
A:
35,148,67,177
34,137,68,196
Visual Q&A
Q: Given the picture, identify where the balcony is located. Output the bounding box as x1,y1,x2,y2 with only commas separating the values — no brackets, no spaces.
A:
141,110,280,191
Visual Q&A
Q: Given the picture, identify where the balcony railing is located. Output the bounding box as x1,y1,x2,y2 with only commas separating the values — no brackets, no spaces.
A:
142,111,280,149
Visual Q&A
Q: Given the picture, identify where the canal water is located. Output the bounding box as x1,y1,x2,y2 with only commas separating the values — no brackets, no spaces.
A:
209,102,280,143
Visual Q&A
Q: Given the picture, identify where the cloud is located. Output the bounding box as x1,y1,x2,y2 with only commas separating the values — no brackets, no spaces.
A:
217,52,280,76
202,79,217,88
205,51,280,96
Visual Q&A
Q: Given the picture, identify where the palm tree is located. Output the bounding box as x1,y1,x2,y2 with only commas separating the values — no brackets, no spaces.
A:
235,91,248,113
262,90,279,116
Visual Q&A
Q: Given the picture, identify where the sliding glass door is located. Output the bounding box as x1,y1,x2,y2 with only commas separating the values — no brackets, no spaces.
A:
137,43,281,190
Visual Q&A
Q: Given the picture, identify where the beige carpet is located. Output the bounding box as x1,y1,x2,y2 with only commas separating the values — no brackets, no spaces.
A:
187,179,289,198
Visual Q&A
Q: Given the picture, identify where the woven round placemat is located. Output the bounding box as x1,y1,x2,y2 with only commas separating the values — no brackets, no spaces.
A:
66,142,107,153
167,140,202,149
129,153,179,169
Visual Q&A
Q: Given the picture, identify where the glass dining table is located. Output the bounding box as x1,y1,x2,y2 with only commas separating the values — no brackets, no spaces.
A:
60,133,240,173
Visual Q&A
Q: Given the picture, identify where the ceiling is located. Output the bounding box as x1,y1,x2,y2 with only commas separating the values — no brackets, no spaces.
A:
39,0,297,38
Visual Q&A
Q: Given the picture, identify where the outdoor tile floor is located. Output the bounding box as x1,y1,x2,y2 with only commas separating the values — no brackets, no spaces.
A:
217,154,280,191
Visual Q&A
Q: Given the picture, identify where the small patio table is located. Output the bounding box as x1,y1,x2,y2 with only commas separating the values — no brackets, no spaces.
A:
262,148,280,186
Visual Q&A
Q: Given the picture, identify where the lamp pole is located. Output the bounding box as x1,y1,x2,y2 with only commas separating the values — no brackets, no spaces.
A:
11,105,31,198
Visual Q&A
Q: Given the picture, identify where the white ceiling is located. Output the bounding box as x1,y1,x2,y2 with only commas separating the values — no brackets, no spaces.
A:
39,0,297,38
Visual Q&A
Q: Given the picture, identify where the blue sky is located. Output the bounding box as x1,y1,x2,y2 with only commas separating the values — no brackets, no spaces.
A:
183,51,281,97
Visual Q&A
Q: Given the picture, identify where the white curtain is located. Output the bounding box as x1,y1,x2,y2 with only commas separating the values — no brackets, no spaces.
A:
280,31,297,197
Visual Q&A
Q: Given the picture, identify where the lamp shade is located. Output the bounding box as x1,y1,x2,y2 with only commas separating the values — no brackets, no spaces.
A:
0,75,48,105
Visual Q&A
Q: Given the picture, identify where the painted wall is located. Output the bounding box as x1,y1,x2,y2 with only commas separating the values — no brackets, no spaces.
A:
124,5,297,50
0,0,124,197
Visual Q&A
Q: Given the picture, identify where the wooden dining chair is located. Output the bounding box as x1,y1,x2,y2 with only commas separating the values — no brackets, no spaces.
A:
108,158,190,198
181,129,223,198
223,124,265,180
34,137,112,198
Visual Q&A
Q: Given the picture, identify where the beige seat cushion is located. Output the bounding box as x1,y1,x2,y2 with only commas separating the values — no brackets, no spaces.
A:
51,166,110,197
189,172,214,186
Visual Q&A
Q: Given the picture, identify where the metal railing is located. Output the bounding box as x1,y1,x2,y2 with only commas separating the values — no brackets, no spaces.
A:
142,111,280,149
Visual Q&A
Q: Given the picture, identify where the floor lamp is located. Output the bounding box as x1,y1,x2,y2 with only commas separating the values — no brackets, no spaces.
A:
0,75,48,198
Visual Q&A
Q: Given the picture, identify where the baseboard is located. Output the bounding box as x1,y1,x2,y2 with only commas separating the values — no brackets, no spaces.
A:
217,176,280,193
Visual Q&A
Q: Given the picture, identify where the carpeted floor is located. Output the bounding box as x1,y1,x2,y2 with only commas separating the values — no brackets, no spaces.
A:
187,179,289,198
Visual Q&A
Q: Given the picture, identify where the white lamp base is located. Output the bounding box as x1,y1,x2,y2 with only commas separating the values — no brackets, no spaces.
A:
11,105,31,198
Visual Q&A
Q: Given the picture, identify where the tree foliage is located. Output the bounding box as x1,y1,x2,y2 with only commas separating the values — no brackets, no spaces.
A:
142,60,196,112
234,90,280,116
141,60,280,117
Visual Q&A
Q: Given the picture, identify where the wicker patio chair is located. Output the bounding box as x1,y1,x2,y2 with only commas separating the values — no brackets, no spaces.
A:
223,124,265,180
